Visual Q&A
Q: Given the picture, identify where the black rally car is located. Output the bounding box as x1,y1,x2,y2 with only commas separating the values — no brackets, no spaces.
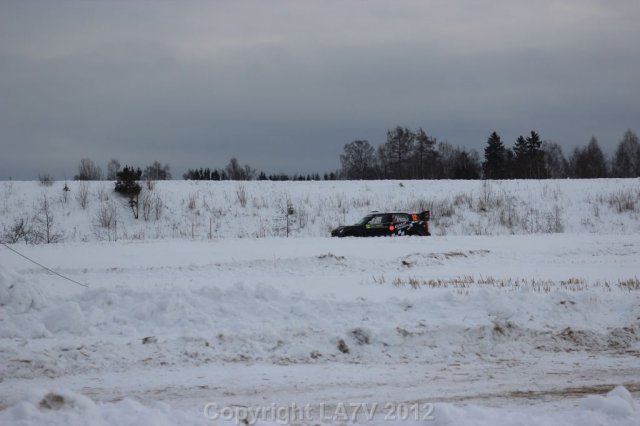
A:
331,211,431,237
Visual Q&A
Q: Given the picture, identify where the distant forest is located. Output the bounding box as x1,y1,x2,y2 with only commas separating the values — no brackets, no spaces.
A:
183,128,640,181
63,128,640,183
336,127,640,180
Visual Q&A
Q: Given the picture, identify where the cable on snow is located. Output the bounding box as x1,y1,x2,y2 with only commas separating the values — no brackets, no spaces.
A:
1,242,89,288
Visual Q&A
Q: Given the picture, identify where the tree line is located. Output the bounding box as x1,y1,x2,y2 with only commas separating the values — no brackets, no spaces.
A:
340,127,640,180
183,157,338,181
71,157,337,183
73,158,172,181
64,128,640,183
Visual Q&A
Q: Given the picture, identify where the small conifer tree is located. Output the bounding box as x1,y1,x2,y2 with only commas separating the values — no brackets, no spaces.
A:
115,166,142,219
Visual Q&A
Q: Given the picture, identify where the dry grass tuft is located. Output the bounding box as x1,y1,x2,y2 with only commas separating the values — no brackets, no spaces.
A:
386,275,640,292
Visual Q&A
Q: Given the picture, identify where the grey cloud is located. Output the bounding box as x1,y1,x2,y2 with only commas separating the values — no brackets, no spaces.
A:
1,1,639,179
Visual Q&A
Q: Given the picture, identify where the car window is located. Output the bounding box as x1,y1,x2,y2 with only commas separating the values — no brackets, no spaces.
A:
369,215,383,225
392,214,409,223
356,215,373,225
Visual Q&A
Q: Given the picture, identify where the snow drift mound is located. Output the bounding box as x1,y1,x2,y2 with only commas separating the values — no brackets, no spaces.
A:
581,386,638,419
0,265,45,316
0,265,86,338
0,388,198,426
2,278,639,380
0,265,52,339
431,386,639,426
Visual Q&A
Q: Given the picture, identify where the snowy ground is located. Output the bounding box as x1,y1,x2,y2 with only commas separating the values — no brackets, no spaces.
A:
1,231,639,425
1,179,639,424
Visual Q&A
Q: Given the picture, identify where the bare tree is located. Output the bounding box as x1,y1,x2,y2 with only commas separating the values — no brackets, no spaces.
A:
612,129,640,177
243,164,257,181
75,158,102,180
225,158,243,180
76,182,90,209
140,191,164,221
435,141,457,179
412,129,437,179
142,161,172,181
340,140,376,179
107,159,121,180
541,141,569,178
225,158,255,180
569,137,608,178
381,126,415,179
32,195,63,244
452,149,481,179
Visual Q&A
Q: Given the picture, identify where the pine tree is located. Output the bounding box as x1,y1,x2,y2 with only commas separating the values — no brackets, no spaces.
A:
525,131,546,178
482,131,506,179
512,131,546,178
115,166,142,219
513,135,529,178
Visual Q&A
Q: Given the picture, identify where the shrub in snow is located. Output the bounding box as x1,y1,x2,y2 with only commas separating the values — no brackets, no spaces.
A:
75,181,89,209
94,201,119,241
1,216,32,244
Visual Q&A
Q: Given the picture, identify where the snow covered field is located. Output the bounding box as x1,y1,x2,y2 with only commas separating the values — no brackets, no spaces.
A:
1,179,640,425
1,179,640,242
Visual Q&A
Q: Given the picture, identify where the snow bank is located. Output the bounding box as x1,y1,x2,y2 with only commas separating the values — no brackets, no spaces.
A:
0,265,88,342
581,386,638,419
0,389,200,426
0,265,45,316
431,386,639,426
2,270,638,380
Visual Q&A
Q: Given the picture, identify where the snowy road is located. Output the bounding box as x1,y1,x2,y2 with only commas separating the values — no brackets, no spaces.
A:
3,355,639,410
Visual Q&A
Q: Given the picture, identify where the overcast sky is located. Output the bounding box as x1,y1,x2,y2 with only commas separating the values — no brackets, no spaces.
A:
1,0,639,179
